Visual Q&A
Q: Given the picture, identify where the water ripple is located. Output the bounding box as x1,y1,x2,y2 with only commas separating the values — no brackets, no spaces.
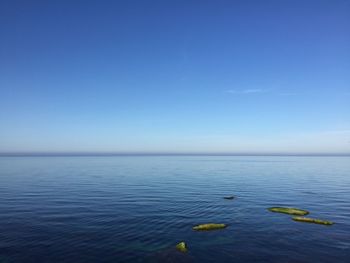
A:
0,156,349,263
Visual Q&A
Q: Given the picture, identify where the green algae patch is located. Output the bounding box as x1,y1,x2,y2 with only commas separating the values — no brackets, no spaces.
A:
292,216,333,225
223,196,234,200
193,223,227,231
268,207,309,216
175,242,187,253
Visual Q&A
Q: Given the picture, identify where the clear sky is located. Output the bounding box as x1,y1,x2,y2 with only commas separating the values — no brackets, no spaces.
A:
0,0,349,154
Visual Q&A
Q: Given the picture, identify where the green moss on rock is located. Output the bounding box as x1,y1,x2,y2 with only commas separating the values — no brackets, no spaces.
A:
192,223,227,231
175,241,188,253
292,216,333,225
268,207,309,216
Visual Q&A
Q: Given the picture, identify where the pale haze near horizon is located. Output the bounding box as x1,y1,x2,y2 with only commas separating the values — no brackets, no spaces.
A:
0,0,349,154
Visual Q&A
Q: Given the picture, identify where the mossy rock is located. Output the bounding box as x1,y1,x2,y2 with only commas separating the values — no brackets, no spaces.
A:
193,223,227,231
268,207,309,216
292,216,334,225
223,196,234,200
175,242,187,253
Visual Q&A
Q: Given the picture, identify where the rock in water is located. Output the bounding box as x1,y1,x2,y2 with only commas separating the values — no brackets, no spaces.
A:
193,223,227,231
175,242,187,253
223,196,234,200
292,216,334,225
268,207,309,216
142,248,196,263
146,248,194,263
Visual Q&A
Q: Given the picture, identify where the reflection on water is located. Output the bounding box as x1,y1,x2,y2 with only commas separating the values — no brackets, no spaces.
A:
0,156,349,262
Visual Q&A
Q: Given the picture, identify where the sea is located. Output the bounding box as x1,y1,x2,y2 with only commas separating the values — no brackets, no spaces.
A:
0,156,349,262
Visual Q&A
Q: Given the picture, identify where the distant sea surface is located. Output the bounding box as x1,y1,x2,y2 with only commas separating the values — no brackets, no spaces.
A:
0,156,349,263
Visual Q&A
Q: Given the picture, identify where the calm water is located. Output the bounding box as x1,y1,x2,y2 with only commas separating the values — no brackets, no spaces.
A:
0,156,349,263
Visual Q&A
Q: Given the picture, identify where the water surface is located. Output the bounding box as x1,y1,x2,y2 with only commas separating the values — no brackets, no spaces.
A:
0,156,349,262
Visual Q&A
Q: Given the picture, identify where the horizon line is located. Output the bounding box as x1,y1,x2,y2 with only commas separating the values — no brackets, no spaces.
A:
0,152,350,157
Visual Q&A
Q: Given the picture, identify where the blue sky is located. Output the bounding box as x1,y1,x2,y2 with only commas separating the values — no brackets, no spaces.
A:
0,0,349,154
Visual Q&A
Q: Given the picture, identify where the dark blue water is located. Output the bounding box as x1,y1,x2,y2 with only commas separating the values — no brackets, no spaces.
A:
0,156,349,263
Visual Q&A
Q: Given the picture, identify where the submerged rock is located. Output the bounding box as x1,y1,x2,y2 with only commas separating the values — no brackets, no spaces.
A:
292,216,334,225
175,242,187,253
193,223,227,231
223,196,234,200
268,207,309,216
146,248,194,263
